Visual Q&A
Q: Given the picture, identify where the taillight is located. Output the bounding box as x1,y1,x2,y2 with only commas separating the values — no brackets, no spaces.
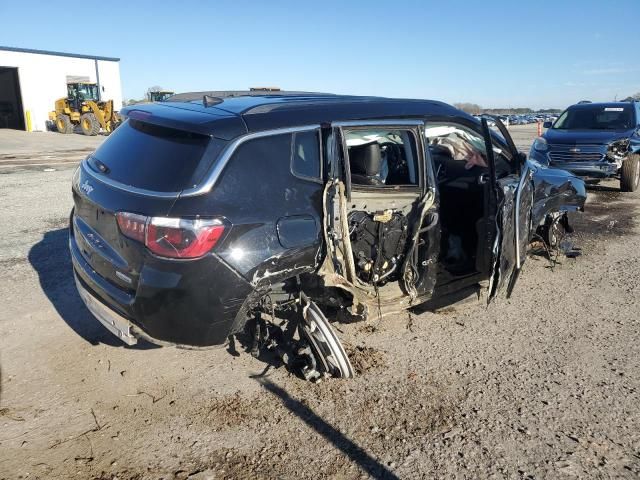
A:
116,213,225,259
146,217,225,259
116,212,147,243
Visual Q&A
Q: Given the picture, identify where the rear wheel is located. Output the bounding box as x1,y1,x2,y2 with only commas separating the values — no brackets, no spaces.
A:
620,154,640,192
300,295,354,379
55,114,73,134
80,113,100,136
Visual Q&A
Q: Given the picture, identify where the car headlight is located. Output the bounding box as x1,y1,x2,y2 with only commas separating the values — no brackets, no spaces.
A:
532,137,548,152
607,139,630,160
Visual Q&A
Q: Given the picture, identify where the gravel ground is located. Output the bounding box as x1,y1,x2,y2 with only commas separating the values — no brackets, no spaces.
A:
1,125,639,479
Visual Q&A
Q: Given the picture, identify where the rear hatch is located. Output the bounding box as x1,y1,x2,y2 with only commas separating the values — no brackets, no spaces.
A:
71,104,244,293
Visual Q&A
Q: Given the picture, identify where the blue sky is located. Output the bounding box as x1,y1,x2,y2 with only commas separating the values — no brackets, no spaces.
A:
1,0,638,109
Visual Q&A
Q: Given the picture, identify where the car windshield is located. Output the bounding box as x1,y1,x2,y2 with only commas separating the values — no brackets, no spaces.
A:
553,105,634,130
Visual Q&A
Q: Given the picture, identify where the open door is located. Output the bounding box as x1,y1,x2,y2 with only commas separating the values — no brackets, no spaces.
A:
482,117,534,300
0,67,26,130
325,120,440,307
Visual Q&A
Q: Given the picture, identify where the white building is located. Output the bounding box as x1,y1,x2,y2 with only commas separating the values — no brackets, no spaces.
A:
0,46,122,132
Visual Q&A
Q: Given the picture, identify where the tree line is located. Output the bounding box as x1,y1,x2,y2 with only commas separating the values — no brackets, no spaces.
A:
454,92,640,115
453,103,561,115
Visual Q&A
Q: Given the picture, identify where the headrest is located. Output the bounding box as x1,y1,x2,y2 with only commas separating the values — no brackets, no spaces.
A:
349,143,382,176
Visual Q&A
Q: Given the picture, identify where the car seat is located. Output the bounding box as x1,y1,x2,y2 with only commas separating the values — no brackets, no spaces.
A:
350,143,384,185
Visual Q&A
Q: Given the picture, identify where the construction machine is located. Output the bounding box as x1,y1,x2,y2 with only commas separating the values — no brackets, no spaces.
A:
49,82,120,135
147,90,174,102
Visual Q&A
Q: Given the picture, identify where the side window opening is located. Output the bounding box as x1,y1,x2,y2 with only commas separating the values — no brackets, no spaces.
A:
291,130,321,180
425,123,511,179
344,129,419,187
424,122,501,278
426,124,488,172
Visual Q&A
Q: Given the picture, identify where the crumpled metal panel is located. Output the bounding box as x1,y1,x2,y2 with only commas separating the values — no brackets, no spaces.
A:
491,181,517,298
529,161,587,228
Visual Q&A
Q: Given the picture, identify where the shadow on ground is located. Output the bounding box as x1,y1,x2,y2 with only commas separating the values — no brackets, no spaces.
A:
28,227,156,349
587,185,621,193
259,378,400,479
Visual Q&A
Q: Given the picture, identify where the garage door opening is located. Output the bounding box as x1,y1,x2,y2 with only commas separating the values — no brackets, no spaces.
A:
0,67,26,130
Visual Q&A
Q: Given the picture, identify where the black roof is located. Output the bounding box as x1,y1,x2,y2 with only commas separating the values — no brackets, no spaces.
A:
122,91,467,139
0,45,119,62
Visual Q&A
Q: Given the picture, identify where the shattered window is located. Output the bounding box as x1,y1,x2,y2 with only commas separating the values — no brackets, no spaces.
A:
291,130,321,180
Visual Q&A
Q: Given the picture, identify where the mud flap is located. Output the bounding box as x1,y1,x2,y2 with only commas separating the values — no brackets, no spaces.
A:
299,293,355,379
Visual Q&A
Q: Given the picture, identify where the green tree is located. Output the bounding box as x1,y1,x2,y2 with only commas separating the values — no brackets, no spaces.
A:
621,92,640,101
453,102,482,114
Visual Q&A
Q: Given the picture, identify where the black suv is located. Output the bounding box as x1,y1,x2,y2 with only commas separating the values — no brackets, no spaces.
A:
70,91,585,379
529,101,640,191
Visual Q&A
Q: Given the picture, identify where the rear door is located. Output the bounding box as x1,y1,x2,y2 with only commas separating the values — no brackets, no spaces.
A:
482,118,534,299
328,120,440,300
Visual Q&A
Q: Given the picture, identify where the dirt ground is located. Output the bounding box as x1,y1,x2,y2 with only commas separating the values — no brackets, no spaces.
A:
0,129,104,171
1,125,639,479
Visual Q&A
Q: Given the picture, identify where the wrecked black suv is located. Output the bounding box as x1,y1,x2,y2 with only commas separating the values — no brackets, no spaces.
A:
70,91,586,379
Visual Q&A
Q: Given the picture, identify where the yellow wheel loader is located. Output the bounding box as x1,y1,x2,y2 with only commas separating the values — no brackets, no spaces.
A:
49,82,120,136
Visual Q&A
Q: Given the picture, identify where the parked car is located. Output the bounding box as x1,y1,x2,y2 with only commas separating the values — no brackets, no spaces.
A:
530,101,640,191
70,92,586,379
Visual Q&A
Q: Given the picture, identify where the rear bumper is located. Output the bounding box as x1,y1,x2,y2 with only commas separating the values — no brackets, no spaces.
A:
74,273,139,345
70,225,255,347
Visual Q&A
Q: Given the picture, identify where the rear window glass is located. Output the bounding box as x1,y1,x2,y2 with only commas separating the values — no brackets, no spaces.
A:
89,119,211,192
291,130,321,180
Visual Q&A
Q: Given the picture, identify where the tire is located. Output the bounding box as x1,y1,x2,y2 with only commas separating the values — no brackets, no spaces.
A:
80,113,100,136
300,296,355,379
620,154,640,192
55,114,73,134
545,218,564,249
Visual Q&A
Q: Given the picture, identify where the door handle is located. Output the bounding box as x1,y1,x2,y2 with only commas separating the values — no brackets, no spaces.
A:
478,173,489,185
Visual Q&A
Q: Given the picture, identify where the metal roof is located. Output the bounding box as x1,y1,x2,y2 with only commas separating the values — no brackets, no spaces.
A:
122,92,466,138
0,46,119,62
